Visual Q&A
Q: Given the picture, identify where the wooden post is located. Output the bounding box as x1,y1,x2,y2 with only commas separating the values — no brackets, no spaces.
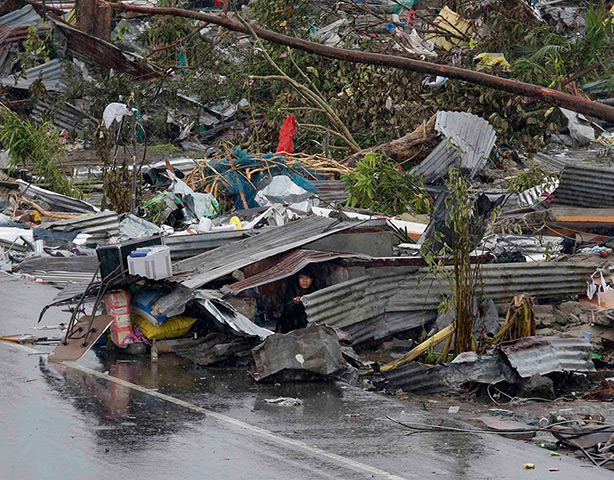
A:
76,0,112,41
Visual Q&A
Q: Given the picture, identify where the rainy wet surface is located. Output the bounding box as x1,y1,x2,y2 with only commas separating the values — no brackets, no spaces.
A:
1,274,612,479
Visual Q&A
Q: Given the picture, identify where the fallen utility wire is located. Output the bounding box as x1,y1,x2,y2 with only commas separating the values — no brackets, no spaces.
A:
387,416,614,436
106,2,614,122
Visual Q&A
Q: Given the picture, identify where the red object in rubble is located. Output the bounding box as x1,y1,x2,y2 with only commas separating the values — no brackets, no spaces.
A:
276,114,297,154
214,0,224,6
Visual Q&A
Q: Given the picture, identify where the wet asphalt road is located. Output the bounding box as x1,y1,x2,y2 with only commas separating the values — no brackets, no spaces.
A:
1,274,613,479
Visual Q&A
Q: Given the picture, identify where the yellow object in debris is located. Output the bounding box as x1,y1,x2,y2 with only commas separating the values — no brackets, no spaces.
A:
428,7,472,51
474,53,511,71
524,464,535,470
229,216,242,230
134,315,197,340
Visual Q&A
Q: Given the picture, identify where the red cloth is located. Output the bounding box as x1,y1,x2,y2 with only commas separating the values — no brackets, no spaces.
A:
276,115,297,154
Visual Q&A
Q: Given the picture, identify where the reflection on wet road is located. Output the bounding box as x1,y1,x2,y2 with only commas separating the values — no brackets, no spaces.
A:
1,276,611,479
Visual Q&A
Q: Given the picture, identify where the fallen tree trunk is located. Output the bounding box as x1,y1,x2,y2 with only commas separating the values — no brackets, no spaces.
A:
342,114,438,166
106,2,614,123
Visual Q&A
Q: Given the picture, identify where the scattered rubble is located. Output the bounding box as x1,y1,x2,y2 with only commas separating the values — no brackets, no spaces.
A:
1,0,614,472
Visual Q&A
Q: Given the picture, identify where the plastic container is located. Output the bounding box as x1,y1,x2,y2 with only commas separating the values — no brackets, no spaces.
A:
127,246,172,280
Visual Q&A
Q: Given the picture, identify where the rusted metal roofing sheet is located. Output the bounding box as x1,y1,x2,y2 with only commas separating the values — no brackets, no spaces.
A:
0,25,29,44
500,336,595,378
312,180,348,205
52,19,159,79
221,248,369,295
553,164,614,208
175,215,353,289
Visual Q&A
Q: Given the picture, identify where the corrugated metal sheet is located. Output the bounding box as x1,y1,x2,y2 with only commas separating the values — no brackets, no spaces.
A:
304,262,596,333
342,310,437,345
0,5,40,26
175,215,353,289
14,254,99,274
51,281,93,303
0,58,67,91
435,111,496,176
32,98,97,133
0,25,29,44
553,164,614,207
53,19,159,80
221,249,369,295
312,180,348,205
165,230,254,261
380,353,514,394
410,140,461,184
480,234,564,260
18,270,99,287
44,211,119,242
500,336,595,377
533,149,603,172
17,180,98,213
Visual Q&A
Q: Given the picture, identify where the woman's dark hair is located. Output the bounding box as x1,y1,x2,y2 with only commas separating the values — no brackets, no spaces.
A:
297,266,315,279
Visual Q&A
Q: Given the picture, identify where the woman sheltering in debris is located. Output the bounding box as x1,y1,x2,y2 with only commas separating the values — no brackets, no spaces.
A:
278,268,317,334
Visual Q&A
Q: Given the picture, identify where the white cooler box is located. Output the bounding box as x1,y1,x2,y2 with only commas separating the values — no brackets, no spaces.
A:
127,246,173,280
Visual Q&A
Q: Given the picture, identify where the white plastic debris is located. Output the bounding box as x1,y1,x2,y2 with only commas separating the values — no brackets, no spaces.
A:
102,103,132,129
264,397,304,407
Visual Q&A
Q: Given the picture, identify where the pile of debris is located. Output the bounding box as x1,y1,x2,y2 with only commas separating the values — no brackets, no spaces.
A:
1,0,614,471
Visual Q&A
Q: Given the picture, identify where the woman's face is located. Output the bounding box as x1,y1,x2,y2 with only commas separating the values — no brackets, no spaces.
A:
298,275,313,289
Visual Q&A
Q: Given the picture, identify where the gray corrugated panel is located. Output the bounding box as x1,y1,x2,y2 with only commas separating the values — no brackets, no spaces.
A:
533,149,604,172
435,111,496,176
312,180,348,204
43,211,119,242
341,310,437,346
32,99,96,133
165,230,254,261
51,281,93,303
304,262,596,331
14,255,99,274
222,249,369,296
0,5,40,26
18,271,98,287
303,267,419,329
143,157,200,175
480,234,564,258
175,215,353,289
0,237,27,252
0,58,67,91
17,180,97,214
553,164,614,207
380,352,515,394
500,336,595,377
410,140,461,184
